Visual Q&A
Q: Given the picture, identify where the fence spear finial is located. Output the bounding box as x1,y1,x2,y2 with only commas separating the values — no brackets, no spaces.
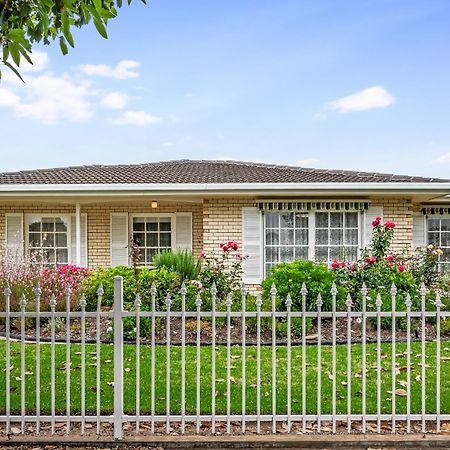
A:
134,293,141,309
19,293,27,309
316,293,323,309
301,282,308,296
97,283,104,297
390,283,397,296
330,282,338,296
405,293,412,308
270,282,277,295
286,293,292,308
375,293,382,309
50,293,57,310
226,292,232,307
150,282,157,296
361,282,367,296
195,292,202,308
420,282,427,296
346,293,353,308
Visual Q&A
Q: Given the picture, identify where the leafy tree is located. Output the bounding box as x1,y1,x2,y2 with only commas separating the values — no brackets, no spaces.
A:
0,0,144,80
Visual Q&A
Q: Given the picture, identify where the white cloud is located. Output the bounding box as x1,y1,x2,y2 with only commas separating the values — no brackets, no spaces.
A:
101,91,129,109
329,86,395,112
20,51,49,73
111,110,161,126
79,60,140,79
431,152,450,164
296,158,320,166
0,72,94,124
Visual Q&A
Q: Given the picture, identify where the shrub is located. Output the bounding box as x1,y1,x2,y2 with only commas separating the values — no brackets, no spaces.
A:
261,260,346,312
152,250,201,281
410,244,443,287
198,241,245,300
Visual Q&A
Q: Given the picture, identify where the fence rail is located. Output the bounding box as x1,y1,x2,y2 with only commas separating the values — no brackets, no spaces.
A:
0,277,449,439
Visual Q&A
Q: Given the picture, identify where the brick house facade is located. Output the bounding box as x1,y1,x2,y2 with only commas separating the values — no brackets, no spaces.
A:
1,160,449,283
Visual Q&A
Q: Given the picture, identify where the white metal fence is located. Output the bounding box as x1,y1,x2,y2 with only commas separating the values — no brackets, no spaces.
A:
0,276,449,439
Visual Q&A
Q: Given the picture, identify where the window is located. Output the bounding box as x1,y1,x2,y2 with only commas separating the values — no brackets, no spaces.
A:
264,211,359,274
315,212,359,264
427,216,450,272
132,216,172,266
265,212,308,274
27,216,69,265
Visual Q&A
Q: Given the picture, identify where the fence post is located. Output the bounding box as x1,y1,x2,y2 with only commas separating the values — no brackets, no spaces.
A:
114,276,124,440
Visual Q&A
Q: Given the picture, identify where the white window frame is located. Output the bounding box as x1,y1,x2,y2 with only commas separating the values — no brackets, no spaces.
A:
25,213,72,266
426,214,450,272
130,213,175,267
263,210,362,276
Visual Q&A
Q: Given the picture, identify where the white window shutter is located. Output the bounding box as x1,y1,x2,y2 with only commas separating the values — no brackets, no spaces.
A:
413,211,426,251
70,214,88,267
242,207,263,285
363,206,383,248
174,213,192,251
5,213,24,259
110,213,129,267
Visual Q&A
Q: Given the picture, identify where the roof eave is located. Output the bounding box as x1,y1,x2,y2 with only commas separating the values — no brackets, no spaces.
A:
0,182,449,197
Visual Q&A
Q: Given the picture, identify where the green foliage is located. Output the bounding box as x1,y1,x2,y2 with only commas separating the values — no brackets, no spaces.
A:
410,245,443,287
152,250,201,281
0,0,145,80
261,260,346,312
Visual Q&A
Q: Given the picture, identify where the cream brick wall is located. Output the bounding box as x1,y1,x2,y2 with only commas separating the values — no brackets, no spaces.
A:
371,197,414,254
0,201,203,269
0,196,416,271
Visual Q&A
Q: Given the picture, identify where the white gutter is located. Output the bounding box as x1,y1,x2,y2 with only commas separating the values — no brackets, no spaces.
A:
0,182,449,196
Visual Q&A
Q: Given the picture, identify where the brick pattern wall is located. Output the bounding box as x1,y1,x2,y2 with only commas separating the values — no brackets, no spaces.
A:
371,198,413,254
0,196,416,271
0,201,203,269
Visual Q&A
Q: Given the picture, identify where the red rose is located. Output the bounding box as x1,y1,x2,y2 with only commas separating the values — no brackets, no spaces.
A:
219,243,225,248
222,245,229,252
384,221,396,229
386,255,394,261
372,219,380,227
199,251,206,259
397,264,405,272
340,261,346,267
375,216,382,221
331,260,340,269
365,256,376,264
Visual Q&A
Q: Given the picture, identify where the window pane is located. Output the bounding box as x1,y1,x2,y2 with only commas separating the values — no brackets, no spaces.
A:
442,219,450,232
265,247,278,263
295,214,308,228
330,213,343,228
146,220,158,232
266,230,279,245
441,232,450,247
346,247,358,262
315,247,328,263
266,263,275,275
330,247,342,260
160,233,171,247
55,218,67,232
295,247,308,260
42,233,54,247
280,247,294,262
147,233,158,247
146,249,155,265
56,249,68,264
55,233,67,247
346,212,358,228
295,229,308,245
265,212,279,228
316,229,328,245
42,218,55,232
134,233,145,247
160,218,171,232
29,233,40,247
316,213,328,228
428,232,439,246
133,218,145,231
344,229,358,245
280,212,294,228
43,249,55,264
428,219,440,232
330,229,343,245
280,229,294,245
29,219,41,232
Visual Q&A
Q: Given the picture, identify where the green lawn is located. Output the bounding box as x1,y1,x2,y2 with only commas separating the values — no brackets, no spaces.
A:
0,340,449,415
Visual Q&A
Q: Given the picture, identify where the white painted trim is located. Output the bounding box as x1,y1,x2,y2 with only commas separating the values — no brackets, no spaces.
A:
5,213,24,256
0,181,449,196
174,212,193,251
129,213,176,251
110,213,129,267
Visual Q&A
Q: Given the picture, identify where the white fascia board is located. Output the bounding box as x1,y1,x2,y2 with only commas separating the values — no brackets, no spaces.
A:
0,182,449,196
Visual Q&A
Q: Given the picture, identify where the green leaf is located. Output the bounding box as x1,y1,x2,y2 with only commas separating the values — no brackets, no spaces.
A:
93,0,102,12
3,61,25,83
93,18,108,39
9,44,21,67
59,37,69,55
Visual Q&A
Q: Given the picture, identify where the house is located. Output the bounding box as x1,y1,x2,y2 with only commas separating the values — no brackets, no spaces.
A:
1,159,449,287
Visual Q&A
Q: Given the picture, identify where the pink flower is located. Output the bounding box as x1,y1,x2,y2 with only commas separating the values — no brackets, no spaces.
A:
386,255,394,261
397,264,405,272
365,256,377,264
222,245,229,252
340,261,346,268
375,216,382,221
199,251,206,259
331,260,340,269
384,221,396,229
372,219,380,227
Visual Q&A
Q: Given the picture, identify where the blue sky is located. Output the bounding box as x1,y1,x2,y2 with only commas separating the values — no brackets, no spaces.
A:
1,0,450,177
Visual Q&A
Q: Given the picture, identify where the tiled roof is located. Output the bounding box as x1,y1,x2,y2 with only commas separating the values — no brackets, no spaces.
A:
0,160,446,185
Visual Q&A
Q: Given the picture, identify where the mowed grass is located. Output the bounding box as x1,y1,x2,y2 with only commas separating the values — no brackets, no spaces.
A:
0,340,449,415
